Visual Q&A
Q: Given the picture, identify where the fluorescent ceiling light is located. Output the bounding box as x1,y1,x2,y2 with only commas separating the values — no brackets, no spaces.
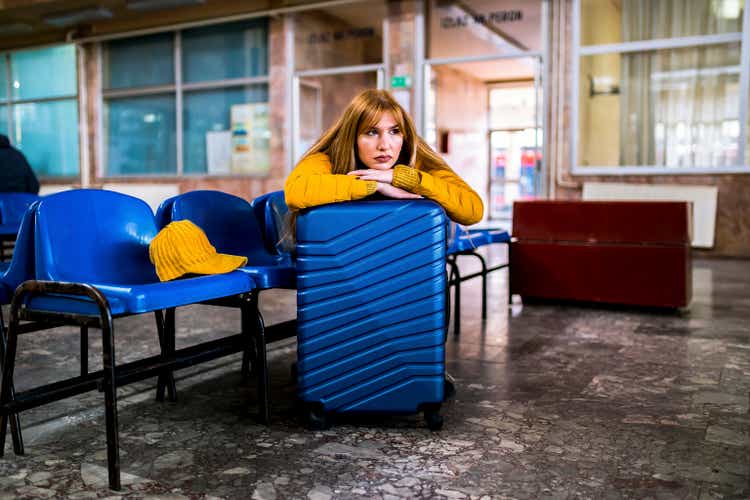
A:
126,0,205,11
0,23,33,36
43,7,113,27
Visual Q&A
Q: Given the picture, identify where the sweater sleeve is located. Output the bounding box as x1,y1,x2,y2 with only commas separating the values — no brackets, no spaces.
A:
392,164,483,225
284,153,377,210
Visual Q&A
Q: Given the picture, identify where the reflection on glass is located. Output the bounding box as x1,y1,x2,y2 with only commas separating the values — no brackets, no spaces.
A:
103,33,174,90
581,0,745,46
13,100,79,177
11,45,76,100
183,85,269,174
0,106,7,136
579,43,741,167
0,58,7,100
296,72,378,162
490,84,536,129
428,0,541,59
490,129,540,218
182,20,268,83
490,181,522,219
105,94,176,175
294,2,384,71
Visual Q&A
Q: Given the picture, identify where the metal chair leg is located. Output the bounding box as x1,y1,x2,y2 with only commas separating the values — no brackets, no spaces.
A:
240,298,256,380
155,309,177,402
80,325,88,376
445,258,457,333
466,251,488,319
247,292,269,424
164,309,177,402
100,309,121,491
451,263,462,337
0,305,24,455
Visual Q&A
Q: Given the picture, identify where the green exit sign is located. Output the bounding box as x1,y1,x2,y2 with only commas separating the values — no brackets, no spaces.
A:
391,75,412,89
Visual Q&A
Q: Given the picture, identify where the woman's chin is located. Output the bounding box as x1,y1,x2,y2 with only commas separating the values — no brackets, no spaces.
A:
367,162,396,171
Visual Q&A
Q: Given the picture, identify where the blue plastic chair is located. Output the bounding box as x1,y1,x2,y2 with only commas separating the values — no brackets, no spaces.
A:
166,190,297,400
0,200,40,457
445,222,511,336
0,193,40,261
154,193,179,231
0,189,262,491
169,190,296,290
250,190,292,260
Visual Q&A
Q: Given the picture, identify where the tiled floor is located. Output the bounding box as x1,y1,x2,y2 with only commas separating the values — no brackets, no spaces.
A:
0,250,748,499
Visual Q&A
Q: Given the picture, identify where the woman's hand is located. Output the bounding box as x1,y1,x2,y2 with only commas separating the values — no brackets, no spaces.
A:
347,169,394,184
376,182,422,199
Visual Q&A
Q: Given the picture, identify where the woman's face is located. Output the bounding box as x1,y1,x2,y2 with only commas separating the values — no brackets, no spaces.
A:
356,111,404,170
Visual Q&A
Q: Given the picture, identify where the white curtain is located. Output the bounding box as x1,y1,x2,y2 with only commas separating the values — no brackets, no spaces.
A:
619,0,742,167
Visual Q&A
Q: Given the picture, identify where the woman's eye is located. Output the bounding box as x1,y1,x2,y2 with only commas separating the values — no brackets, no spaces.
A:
389,128,401,135
366,129,378,136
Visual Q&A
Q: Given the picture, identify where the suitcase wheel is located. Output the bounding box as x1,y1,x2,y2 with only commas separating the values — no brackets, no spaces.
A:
422,404,444,431
304,403,331,431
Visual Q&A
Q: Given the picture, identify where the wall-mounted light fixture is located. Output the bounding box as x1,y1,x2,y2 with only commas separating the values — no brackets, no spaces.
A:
588,74,620,97
42,7,113,27
126,0,205,11
0,23,33,36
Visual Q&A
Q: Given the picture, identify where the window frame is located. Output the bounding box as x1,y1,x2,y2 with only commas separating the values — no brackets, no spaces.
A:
570,0,750,176
0,47,80,181
99,23,271,179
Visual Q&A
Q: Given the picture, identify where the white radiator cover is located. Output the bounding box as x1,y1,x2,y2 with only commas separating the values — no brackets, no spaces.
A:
582,182,718,248
102,183,180,214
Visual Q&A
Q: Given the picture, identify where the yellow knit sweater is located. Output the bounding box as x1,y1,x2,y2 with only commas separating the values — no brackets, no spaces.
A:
284,152,484,225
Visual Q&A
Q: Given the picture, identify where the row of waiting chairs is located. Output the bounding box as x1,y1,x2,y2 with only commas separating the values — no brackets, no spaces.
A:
0,189,294,490
0,188,510,490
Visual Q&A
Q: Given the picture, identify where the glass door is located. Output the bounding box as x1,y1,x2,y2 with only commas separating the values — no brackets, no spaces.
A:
488,70,543,220
423,0,547,223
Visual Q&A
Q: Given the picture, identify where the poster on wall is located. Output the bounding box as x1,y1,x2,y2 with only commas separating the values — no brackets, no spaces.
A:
206,130,232,174
230,103,270,176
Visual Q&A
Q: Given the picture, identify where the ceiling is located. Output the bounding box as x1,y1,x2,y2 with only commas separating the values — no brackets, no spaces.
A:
0,0,297,50
1,0,543,83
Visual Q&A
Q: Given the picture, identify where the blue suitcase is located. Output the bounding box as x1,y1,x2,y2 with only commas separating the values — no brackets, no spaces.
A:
296,200,447,430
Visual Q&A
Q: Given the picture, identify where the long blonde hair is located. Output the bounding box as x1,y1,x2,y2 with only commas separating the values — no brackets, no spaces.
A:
301,88,450,174
282,89,452,248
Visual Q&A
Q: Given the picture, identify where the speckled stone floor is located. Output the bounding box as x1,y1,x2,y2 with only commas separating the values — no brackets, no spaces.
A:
0,248,748,499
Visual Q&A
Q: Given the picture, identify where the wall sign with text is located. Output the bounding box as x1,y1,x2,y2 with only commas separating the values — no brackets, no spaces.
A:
441,10,523,29
308,27,375,44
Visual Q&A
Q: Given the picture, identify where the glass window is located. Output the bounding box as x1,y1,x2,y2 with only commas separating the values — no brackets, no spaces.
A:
105,95,176,175
294,2,385,71
103,33,174,89
11,45,76,100
13,100,79,177
428,0,542,59
580,0,745,46
578,43,741,167
182,20,268,83
0,57,7,101
183,84,269,174
103,18,273,177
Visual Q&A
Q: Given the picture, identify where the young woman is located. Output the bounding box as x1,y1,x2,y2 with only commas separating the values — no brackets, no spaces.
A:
284,89,483,225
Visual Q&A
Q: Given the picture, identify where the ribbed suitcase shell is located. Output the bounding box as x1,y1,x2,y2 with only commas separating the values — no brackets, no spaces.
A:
296,200,446,414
